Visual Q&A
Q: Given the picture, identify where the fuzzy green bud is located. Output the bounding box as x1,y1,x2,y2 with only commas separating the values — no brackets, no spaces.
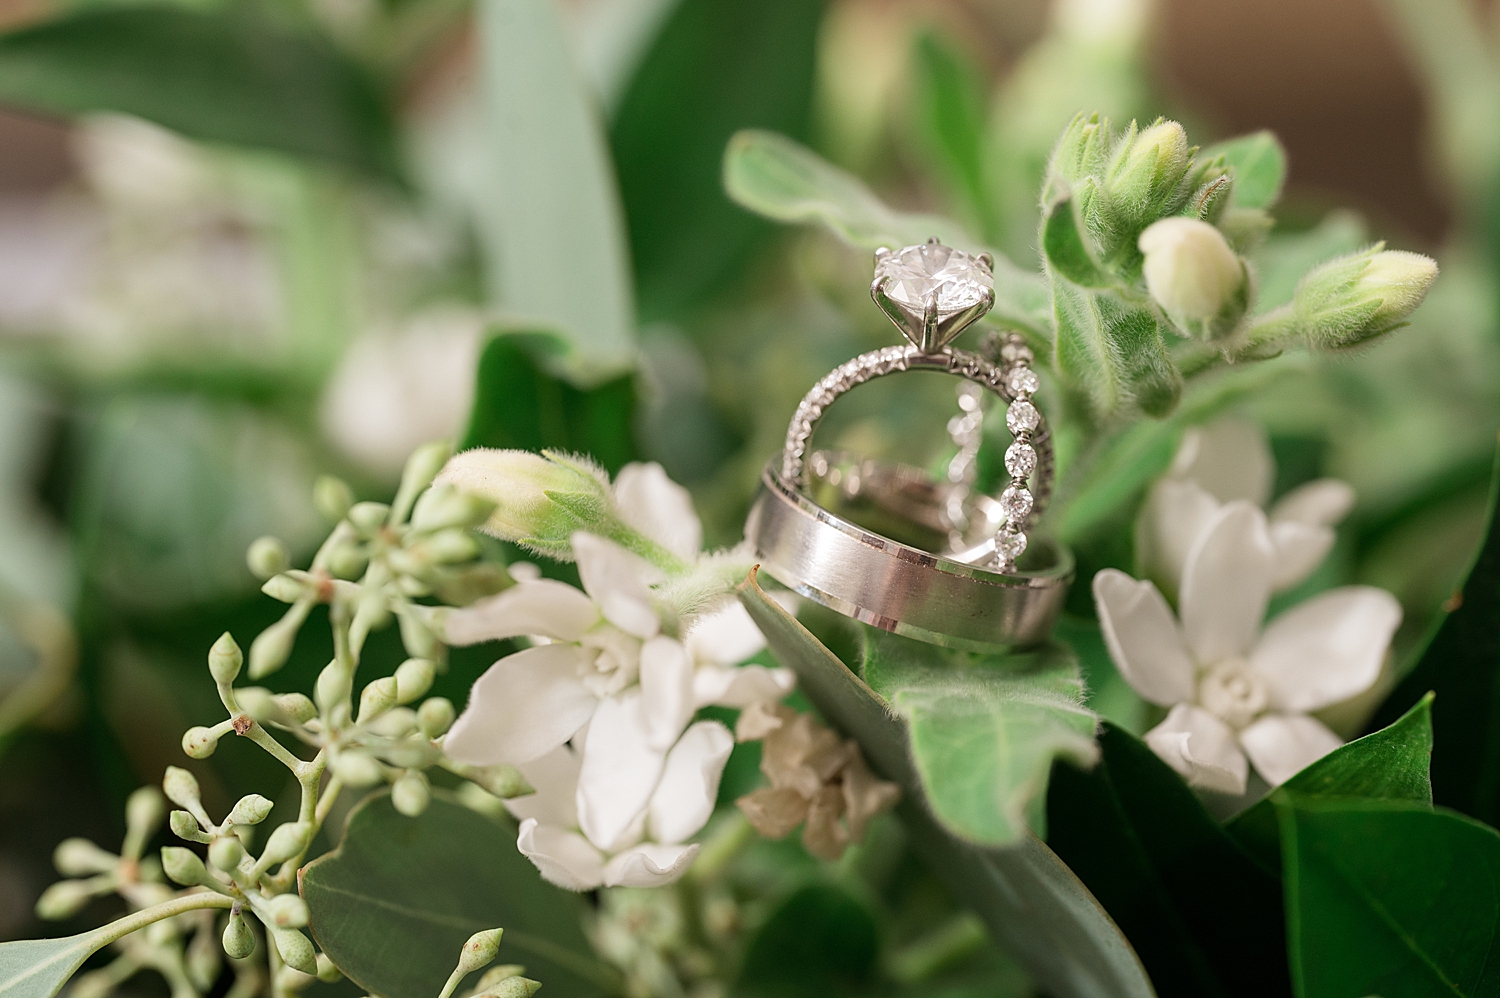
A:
208,835,245,872
411,484,498,533
314,476,354,521
267,893,309,928
161,846,208,886
348,502,391,536
316,954,343,983
126,786,166,842
228,794,275,826
249,619,299,680
261,822,313,867
272,927,318,976
182,726,221,759
392,771,431,817
357,677,398,724
1139,217,1248,339
247,536,290,580
223,911,257,959
332,749,384,788
170,810,211,843
162,766,202,810
35,879,95,919
457,928,504,975
209,632,243,684
1292,246,1438,351
394,658,435,705
418,697,456,738
433,449,610,557
1045,111,1110,204
1103,119,1193,226
53,838,116,877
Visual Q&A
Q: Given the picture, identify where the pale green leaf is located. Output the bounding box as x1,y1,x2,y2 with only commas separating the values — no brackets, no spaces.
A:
0,935,99,998
1202,132,1286,210
1051,280,1180,417
1041,196,1111,289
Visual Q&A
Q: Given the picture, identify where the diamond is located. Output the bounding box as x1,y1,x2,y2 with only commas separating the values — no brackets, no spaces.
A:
1006,367,1039,397
875,243,993,316
1005,442,1037,478
1006,399,1040,433
1000,340,1033,365
1000,485,1033,522
995,529,1028,563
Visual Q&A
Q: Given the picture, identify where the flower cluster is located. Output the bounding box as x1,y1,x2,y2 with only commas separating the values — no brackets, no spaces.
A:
1095,419,1401,793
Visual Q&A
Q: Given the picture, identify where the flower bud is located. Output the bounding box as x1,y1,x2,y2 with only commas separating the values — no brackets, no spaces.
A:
398,608,442,660
162,767,202,810
392,771,430,817
35,879,94,919
126,786,167,841
186,922,222,991
483,978,542,998
411,484,497,533
260,822,313,867
272,927,318,976
1104,119,1193,226
1293,246,1438,350
267,893,309,928
457,928,504,974
262,574,311,603
1044,112,1110,207
247,536,290,580
433,449,610,556
472,967,527,994
332,749,384,788
277,694,318,725
314,476,354,521
1138,217,1248,338
347,502,391,536
208,632,244,684
357,677,398,724
223,911,257,959
183,726,221,759
53,838,116,877
453,762,530,799
394,659,435,705
170,810,211,843
326,542,369,581
249,619,299,680
423,529,480,565
393,441,455,520
418,697,456,738
316,662,353,718
161,846,208,886
209,835,245,872
229,794,275,826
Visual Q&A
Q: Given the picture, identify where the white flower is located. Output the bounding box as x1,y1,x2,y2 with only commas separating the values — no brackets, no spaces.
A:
1095,499,1401,794
441,462,794,888
1138,217,1245,323
1136,418,1355,602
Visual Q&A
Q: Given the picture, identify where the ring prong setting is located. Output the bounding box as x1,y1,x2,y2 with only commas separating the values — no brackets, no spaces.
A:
872,240,996,354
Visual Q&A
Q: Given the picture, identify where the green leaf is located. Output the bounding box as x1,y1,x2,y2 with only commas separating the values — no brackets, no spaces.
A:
302,793,612,998
1042,195,1112,289
910,30,993,238
1051,281,1181,417
1281,800,1500,997
1046,724,1291,998
460,331,638,473
860,629,1098,844
612,0,824,321
1229,694,1433,871
722,130,1052,339
736,572,1156,998
0,6,398,179
1201,132,1286,210
734,883,879,997
0,935,101,998
1371,443,1500,823
475,0,635,378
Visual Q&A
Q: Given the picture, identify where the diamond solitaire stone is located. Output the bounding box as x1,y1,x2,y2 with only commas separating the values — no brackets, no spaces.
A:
875,243,993,316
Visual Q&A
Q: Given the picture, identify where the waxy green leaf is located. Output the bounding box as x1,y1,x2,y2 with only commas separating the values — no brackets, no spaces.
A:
1201,132,1286,210
735,884,879,997
0,935,106,998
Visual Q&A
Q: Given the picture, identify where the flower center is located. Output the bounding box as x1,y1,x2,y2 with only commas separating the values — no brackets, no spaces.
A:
1197,658,1268,730
578,626,641,698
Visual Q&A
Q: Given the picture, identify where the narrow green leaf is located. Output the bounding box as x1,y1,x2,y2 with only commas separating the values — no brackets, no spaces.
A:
612,0,824,321
1229,694,1433,871
476,0,635,378
1371,441,1500,823
1281,801,1500,997
734,884,879,997
0,6,398,179
860,629,1099,845
910,30,993,238
1042,195,1112,289
1046,724,1291,998
736,572,1156,998
460,331,638,473
1201,132,1286,210
0,935,101,998
302,793,613,998
722,129,1052,338
1051,281,1180,417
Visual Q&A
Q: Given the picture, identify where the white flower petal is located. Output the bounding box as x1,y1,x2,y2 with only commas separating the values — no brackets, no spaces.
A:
1143,704,1248,795
1091,569,1195,706
648,720,734,844
601,842,700,888
505,744,581,827
572,532,661,639
444,579,598,645
1135,478,1222,602
576,691,668,852
1179,501,1275,665
1269,520,1336,592
1249,586,1401,713
693,664,796,708
639,636,695,750
516,818,605,891
614,462,703,562
444,645,597,765
1239,713,1343,787
1170,419,1273,506
684,601,766,667
1270,478,1355,528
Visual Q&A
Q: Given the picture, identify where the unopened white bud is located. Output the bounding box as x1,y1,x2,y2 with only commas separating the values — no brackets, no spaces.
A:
1139,217,1246,333
223,911,257,960
423,529,480,564
418,697,455,738
483,978,542,998
35,879,95,919
126,787,167,840
433,449,610,554
183,726,221,759
272,927,318,976
161,846,208,886
314,476,354,521
162,767,202,810
247,536,290,580
347,502,390,535
332,749,384,788
316,662,353,717
392,771,430,816
261,822,313,866
326,542,369,581
228,794,275,826
411,484,497,533
267,893,309,928
208,836,245,872
357,677,398,723
170,810,211,843
276,692,318,724
1293,246,1439,350
53,838,116,877
249,619,299,680
262,574,311,603
394,659,435,704
457,928,504,974
209,632,243,684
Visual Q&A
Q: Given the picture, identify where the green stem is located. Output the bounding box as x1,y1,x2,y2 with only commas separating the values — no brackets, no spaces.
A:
91,893,236,949
885,912,988,983
688,813,756,883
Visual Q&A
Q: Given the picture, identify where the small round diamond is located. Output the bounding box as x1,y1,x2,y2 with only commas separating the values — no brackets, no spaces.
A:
1000,340,1034,365
875,243,993,316
1005,442,1037,478
1006,399,1040,433
995,529,1028,563
1006,367,1040,397
1000,485,1033,522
